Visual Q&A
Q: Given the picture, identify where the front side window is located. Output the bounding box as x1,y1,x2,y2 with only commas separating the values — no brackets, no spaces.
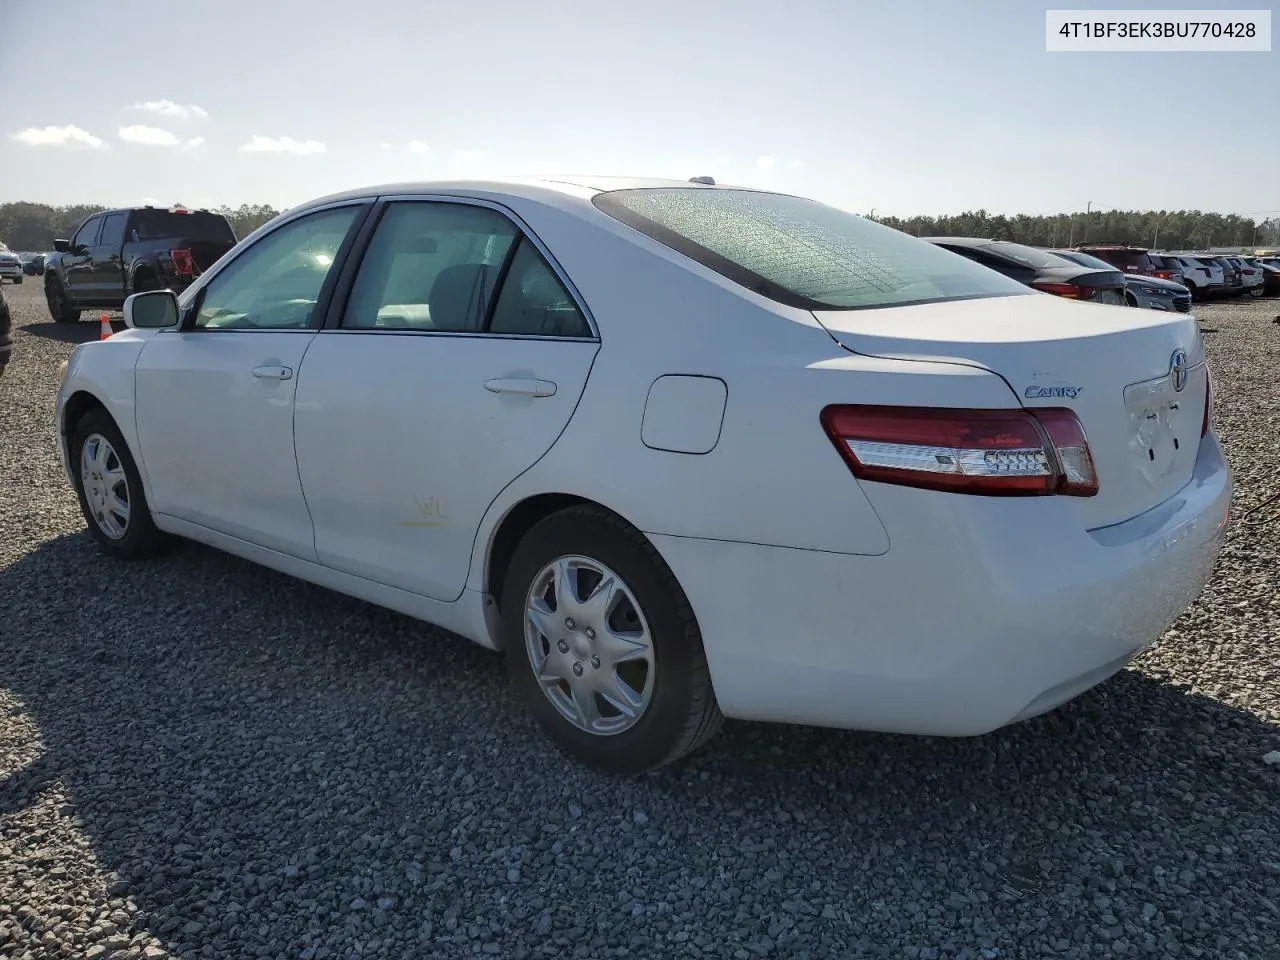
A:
592,188,1029,311
344,202,518,332
72,217,102,250
193,206,359,330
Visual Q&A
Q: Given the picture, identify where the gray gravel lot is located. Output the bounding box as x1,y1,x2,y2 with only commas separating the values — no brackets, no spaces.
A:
2,280,1278,960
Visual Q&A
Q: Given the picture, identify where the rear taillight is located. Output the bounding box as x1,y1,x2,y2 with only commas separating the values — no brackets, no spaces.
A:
170,248,194,276
1032,281,1096,300
820,405,1099,498
1201,369,1213,437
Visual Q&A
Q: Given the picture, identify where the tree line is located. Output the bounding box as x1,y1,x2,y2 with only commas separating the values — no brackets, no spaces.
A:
2,200,1277,254
0,203,281,251
873,209,1280,251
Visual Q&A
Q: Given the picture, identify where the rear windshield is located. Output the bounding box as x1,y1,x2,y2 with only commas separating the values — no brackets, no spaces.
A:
591,188,1029,310
978,242,1076,269
1052,250,1116,271
128,210,235,244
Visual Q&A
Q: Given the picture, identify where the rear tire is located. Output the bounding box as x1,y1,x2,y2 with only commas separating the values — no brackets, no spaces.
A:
131,273,159,294
502,505,723,774
13,276,22,285
70,409,168,560
46,277,81,324
1249,285,1263,298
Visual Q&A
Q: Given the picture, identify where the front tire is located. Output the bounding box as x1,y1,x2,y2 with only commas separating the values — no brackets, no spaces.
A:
1249,285,1264,298
502,506,723,774
13,276,22,285
46,278,81,324
70,409,167,559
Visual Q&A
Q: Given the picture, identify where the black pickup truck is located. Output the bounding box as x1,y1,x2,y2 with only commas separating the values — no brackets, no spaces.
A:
43,206,237,324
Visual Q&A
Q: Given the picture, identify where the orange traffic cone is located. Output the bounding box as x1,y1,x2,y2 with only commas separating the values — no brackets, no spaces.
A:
99,314,112,340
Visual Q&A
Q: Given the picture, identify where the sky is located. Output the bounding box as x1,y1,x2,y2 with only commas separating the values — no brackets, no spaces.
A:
0,0,1275,219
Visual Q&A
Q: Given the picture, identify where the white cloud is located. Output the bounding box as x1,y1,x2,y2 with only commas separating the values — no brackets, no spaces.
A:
239,135,326,156
788,159,806,169
710,155,735,167
755,156,776,171
134,99,208,121
408,140,431,154
187,137,205,148
140,197,161,206
380,142,392,150
9,125,106,149
118,124,181,146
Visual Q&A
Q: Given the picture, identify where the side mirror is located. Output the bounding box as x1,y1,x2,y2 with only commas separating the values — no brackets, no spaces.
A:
123,290,180,330
53,239,70,253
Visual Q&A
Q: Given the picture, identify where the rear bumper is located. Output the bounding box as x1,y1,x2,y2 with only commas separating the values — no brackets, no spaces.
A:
649,434,1232,735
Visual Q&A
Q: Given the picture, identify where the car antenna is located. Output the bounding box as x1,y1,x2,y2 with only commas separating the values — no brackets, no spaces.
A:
689,176,715,185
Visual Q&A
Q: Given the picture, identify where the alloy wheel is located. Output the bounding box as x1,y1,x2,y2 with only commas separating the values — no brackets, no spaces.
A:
80,433,131,539
523,555,656,736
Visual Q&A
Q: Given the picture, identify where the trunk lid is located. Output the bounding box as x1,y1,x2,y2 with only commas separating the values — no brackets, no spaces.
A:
813,293,1207,530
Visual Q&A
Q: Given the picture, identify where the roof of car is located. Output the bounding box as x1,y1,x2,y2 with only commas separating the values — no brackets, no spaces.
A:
286,176,760,217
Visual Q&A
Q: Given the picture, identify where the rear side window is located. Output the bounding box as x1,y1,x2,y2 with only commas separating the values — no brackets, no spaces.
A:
343,201,591,337
98,212,128,249
130,210,236,244
592,188,1028,310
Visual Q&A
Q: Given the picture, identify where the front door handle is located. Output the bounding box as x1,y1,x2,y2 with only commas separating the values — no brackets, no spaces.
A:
484,377,557,398
253,364,294,381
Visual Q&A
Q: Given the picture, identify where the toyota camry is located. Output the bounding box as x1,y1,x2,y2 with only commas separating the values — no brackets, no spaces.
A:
55,177,1232,773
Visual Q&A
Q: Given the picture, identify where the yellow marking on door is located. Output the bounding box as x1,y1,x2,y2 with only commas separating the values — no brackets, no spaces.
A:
401,494,447,527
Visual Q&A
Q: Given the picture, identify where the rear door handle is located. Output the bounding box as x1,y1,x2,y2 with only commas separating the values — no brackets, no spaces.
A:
484,377,557,398
253,364,293,380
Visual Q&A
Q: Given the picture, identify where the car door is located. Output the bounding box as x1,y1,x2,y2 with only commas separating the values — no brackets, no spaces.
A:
91,211,128,300
293,197,600,602
134,202,368,558
63,215,102,300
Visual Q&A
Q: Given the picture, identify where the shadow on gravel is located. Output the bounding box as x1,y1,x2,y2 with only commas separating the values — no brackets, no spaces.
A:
21,320,123,344
2,531,1278,959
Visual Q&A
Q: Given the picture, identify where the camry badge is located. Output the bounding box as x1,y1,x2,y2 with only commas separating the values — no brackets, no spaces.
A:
1169,348,1188,392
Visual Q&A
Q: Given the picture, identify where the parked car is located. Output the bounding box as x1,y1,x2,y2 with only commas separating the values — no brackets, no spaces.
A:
1070,244,1179,283
1053,250,1191,312
1258,261,1280,296
1224,256,1264,297
44,206,237,324
0,244,24,284
0,285,11,376
21,252,47,276
1157,254,1222,299
1145,253,1188,286
1208,256,1243,294
56,178,1231,773
923,237,1127,303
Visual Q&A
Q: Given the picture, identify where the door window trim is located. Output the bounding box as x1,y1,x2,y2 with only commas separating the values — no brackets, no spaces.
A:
318,194,600,342
177,200,375,333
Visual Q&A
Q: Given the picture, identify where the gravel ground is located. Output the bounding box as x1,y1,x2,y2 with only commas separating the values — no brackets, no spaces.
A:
1,281,1278,960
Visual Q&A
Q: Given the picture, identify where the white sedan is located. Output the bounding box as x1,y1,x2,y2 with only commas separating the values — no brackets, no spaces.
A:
55,177,1232,773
